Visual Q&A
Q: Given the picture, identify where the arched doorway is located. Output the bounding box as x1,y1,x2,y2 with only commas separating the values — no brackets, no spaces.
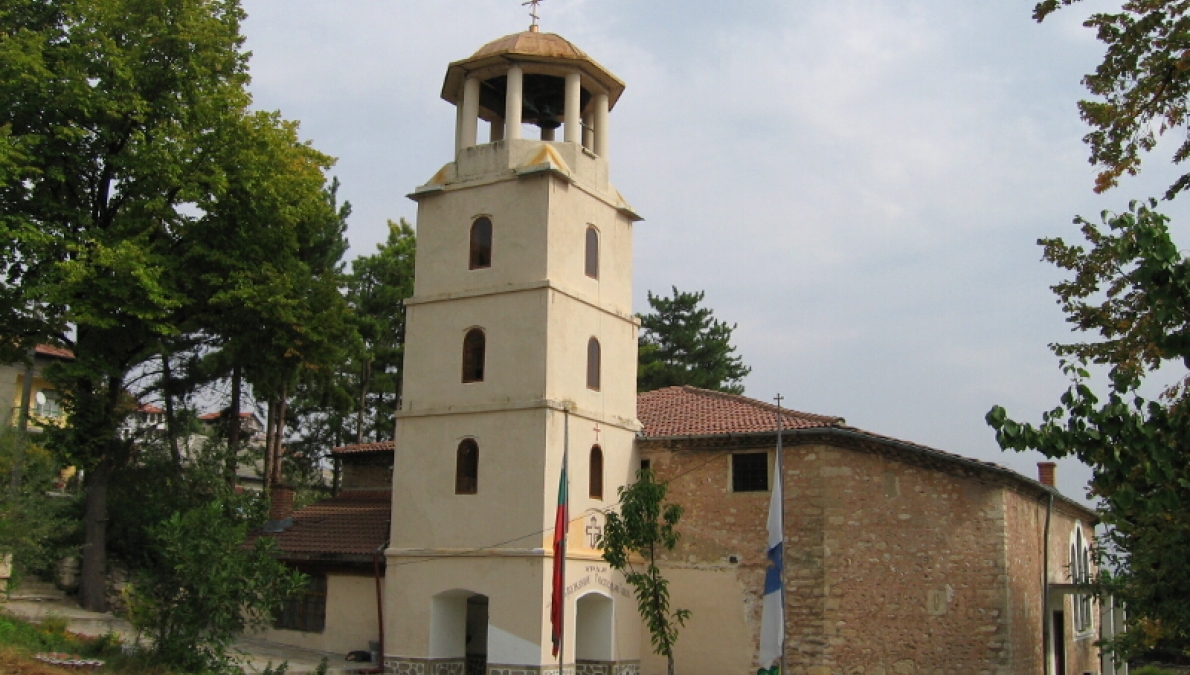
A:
430,590,488,675
575,592,613,670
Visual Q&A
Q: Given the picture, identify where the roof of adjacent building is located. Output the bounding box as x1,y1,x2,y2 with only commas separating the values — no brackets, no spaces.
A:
637,386,844,437
198,411,256,421
638,386,1096,519
263,489,391,559
332,441,395,457
35,344,74,360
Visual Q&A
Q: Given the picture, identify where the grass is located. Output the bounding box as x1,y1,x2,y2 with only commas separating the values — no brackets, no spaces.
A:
0,610,177,675
1134,667,1182,675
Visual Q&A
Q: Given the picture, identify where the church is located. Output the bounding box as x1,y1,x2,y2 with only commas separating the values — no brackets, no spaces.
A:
259,21,1110,675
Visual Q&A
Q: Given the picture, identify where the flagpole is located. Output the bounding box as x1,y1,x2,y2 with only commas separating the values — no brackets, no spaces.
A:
775,394,787,675
560,408,569,675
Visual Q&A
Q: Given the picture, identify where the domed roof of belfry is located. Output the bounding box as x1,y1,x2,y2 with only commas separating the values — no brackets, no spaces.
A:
441,26,626,113
471,30,588,61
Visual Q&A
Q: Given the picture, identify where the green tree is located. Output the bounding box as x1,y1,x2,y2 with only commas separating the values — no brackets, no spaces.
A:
0,0,349,610
987,199,1190,657
1032,0,1190,197
125,500,305,672
637,287,751,394
598,469,690,675
346,219,416,442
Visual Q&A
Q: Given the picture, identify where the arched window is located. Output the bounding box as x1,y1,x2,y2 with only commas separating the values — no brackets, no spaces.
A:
586,337,601,391
470,217,492,269
456,439,479,494
1071,525,1093,633
462,329,486,383
585,227,599,279
589,446,604,500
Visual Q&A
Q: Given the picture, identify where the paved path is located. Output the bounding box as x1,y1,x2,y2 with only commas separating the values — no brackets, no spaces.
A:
1,598,368,675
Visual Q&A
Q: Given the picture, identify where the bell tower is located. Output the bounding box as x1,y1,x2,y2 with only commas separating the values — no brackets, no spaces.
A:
385,23,643,675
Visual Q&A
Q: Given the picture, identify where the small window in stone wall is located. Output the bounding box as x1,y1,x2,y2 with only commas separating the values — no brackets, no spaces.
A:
731,452,768,492
462,329,486,383
456,439,479,494
274,573,326,633
470,217,492,269
1071,525,1093,633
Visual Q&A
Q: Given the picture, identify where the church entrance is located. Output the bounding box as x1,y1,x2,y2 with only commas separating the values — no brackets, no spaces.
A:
575,593,613,672
465,595,489,675
429,590,488,675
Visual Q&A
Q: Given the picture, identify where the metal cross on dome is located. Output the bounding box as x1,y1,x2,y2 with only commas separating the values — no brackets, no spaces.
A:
522,0,544,28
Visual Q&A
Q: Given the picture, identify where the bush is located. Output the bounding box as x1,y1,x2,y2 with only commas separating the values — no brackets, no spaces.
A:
126,500,305,673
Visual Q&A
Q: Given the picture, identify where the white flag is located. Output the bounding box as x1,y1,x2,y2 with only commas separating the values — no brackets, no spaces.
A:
758,443,784,669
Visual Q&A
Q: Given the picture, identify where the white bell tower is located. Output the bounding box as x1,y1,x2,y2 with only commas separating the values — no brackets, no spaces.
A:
385,23,644,675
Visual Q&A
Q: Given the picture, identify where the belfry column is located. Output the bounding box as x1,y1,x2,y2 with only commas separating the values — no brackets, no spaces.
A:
564,71,581,144
459,77,480,149
593,93,609,158
505,65,523,140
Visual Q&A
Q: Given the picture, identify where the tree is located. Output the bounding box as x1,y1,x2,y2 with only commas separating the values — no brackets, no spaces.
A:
987,199,1190,657
125,500,305,672
598,469,690,675
0,0,348,610
1033,0,1190,197
345,219,416,442
637,287,751,394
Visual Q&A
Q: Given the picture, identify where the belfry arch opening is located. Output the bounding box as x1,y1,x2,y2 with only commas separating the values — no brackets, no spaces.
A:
429,590,489,675
575,592,614,665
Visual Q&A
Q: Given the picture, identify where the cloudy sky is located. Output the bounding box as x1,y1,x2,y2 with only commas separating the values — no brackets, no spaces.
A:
239,0,1190,506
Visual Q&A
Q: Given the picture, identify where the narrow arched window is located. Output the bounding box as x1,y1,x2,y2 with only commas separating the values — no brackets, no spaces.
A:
462,329,486,383
586,337,601,391
470,217,492,269
585,227,599,279
589,446,604,500
456,439,479,494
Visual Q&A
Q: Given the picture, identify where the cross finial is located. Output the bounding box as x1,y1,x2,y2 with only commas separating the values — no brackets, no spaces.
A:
774,393,784,409
522,0,544,30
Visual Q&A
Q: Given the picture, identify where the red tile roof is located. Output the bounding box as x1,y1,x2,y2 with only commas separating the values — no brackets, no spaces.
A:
265,489,391,557
137,404,164,414
198,411,255,420
637,386,843,438
332,441,395,456
35,344,74,360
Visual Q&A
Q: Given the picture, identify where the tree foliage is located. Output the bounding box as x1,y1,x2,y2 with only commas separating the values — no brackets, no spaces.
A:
1033,0,1190,197
637,287,751,394
125,500,305,673
987,199,1190,656
0,0,353,610
599,469,690,675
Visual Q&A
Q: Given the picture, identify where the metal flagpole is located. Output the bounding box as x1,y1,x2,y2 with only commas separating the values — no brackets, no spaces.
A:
560,409,569,675
775,394,787,675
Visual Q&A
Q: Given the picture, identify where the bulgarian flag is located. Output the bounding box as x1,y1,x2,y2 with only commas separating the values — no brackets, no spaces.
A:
550,446,569,657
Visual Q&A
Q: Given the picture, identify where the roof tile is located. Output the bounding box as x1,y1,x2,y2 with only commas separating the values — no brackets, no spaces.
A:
637,386,842,438
265,489,391,556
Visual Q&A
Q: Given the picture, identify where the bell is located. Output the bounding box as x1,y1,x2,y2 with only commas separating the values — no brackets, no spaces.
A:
536,104,561,130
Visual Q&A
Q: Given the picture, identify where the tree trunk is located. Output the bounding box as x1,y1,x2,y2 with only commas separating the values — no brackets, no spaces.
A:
161,353,183,476
7,346,36,497
272,384,288,486
356,359,370,444
263,399,275,491
226,365,242,487
79,462,111,612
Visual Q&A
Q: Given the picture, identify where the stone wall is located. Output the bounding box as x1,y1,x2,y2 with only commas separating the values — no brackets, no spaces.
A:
640,435,1098,675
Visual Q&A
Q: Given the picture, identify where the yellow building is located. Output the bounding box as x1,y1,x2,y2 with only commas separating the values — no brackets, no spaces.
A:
1,344,74,432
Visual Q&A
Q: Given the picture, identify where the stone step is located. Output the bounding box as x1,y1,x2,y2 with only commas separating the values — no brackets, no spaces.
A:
7,580,67,601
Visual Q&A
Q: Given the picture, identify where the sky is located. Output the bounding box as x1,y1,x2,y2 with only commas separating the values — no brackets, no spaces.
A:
238,0,1190,507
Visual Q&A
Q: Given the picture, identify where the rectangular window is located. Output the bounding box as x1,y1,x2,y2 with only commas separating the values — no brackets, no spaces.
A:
731,452,768,492
274,574,327,633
